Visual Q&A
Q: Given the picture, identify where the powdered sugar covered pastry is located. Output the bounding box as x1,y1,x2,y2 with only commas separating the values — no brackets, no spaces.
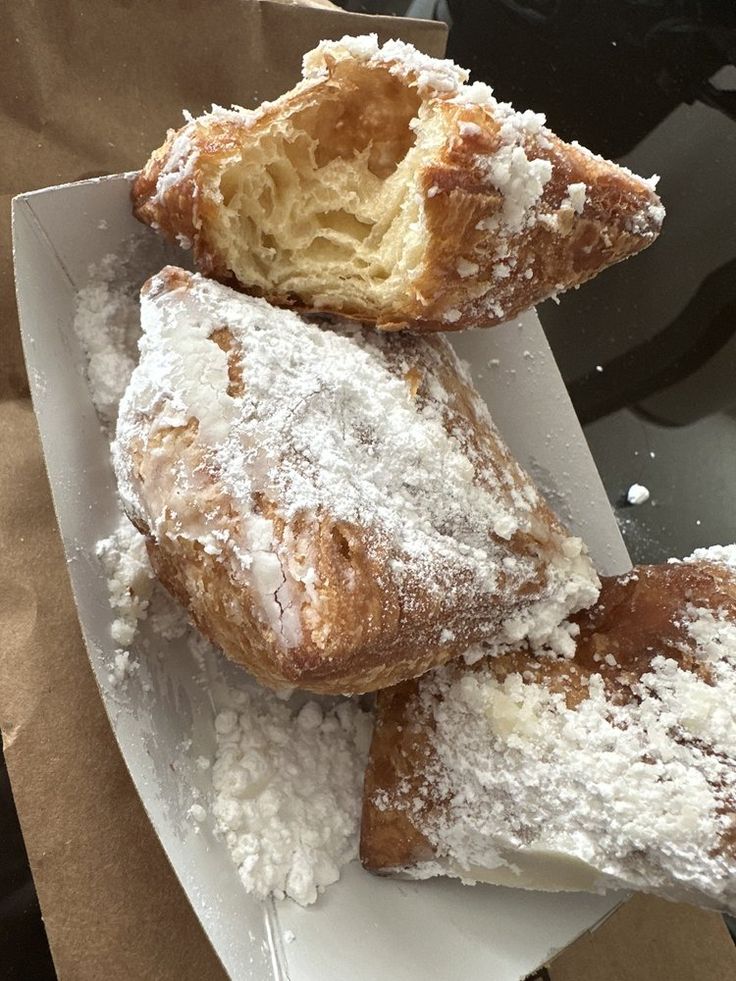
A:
112,267,598,694
361,555,736,913
132,34,664,333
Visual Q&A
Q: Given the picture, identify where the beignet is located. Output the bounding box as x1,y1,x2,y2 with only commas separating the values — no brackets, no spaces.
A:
361,549,736,912
112,267,598,694
132,35,664,332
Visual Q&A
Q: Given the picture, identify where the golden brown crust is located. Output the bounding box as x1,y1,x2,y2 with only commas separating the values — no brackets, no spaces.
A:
127,393,485,694
132,42,663,332
409,108,662,331
361,560,736,871
360,678,439,871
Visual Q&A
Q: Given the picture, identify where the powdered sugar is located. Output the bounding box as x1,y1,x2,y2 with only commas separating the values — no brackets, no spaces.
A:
212,691,372,905
304,34,468,98
107,649,139,689
73,239,186,428
626,483,650,506
486,146,552,235
151,126,200,210
79,260,379,906
681,543,736,572
563,182,587,215
643,609,736,751
73,258,141,428
96,520,154,646
456,258,479,278
458,121,482,138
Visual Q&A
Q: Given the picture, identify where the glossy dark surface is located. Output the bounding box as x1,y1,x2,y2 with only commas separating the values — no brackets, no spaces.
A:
444,0,736,564
0,742,55,978
4,4,735,976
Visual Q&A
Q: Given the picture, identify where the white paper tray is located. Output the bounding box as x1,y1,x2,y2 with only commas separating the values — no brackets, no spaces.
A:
12,174,629,981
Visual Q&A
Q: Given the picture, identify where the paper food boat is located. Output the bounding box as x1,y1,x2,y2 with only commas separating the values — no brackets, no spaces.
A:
13,173,631,980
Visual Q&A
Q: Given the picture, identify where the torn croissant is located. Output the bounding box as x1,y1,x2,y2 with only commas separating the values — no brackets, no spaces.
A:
361,549,736,913
112,267,598,694
132,35,664,332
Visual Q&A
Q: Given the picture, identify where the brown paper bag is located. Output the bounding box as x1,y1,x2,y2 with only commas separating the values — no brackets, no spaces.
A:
0,4,445,978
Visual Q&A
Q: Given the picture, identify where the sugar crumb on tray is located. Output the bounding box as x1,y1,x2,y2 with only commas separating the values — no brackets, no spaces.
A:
626,483,650,506
212,691,373,906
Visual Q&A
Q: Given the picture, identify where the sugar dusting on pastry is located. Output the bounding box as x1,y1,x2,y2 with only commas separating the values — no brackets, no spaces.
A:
300,34,663,326
424,619,736,901
367,561,736,911
681,543,736,572
113,268,598,669
304,34,468,97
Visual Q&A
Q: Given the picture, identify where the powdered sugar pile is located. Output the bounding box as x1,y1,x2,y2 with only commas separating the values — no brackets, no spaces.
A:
73,255,141,428
114,269,598,655
96,519,154,645
212,692,372,905
75,260,378,906
96,516,372,907
95,510,374,907
98,510,372,905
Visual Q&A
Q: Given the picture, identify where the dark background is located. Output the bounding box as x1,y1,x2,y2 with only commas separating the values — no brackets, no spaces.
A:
2,1,735,975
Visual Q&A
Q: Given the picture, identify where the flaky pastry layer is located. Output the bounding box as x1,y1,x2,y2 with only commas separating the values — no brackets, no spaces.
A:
132,35,663,332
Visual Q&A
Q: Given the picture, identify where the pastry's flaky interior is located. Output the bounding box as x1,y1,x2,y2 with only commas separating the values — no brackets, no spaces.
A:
218,62,427,316
133,36,664,331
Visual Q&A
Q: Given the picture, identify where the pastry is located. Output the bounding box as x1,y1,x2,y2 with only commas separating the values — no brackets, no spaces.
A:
132,34,664,332
361,549,736,913
112,266,598,694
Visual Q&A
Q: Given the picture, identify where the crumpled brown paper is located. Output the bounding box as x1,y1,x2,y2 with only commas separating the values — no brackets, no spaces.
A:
2,3,735,980
0,4,445,978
